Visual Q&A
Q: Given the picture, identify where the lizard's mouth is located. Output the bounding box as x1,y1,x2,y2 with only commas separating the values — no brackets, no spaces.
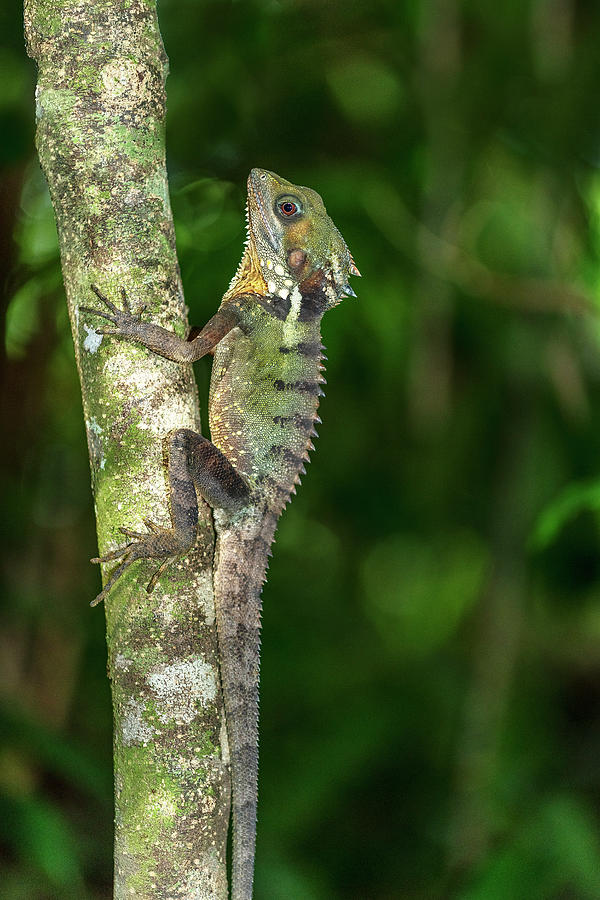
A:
247,169,280,252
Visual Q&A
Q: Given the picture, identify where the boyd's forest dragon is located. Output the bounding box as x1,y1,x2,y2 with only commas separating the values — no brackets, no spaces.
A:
82,168,359,900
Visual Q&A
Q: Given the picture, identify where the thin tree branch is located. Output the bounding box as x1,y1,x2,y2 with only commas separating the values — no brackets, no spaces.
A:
24,1,229,896
364,180,596,317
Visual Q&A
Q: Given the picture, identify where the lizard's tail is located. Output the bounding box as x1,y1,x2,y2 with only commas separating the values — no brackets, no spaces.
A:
214,518,276,900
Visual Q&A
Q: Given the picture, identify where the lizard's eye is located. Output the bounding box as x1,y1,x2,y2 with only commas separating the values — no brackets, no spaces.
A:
276,197,302,219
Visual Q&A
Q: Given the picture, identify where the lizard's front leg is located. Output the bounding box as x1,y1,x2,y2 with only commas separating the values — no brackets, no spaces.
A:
91,429,250,606
81,284,239,362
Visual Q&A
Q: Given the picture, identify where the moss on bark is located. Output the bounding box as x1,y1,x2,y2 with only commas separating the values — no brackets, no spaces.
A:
24,1,229,896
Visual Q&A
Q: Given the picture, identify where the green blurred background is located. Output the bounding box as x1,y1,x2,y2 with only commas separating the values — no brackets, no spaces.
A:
4,0,600,897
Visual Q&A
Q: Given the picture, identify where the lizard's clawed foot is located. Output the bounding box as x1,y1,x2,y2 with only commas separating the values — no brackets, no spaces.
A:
81,284,147,339
90,521,189,607
143,517,161,533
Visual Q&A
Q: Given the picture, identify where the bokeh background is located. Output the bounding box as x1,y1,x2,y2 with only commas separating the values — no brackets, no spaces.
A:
3,0,600,897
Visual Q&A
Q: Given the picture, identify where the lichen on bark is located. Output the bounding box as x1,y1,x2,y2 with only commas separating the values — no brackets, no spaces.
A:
24,1,229,896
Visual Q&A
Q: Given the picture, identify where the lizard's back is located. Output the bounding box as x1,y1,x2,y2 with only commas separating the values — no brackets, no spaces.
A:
209,308,325,514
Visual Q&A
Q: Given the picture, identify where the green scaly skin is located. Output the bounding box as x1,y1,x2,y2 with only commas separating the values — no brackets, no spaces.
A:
82,168,359,900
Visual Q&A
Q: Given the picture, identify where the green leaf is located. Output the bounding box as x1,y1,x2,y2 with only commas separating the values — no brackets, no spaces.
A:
326,55,404,126
0,794,83,891
531,479,600,550
361,531,488,657
460,796,600,900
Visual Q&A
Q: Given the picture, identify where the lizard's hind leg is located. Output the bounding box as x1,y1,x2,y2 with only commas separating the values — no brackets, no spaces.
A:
167,428,250,515
90,428,249,606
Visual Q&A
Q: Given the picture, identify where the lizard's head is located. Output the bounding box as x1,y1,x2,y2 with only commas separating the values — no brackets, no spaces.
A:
241,168,360,313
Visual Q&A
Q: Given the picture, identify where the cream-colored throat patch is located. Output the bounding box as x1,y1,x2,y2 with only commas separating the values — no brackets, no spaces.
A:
259,257,295,301
282,284,303,340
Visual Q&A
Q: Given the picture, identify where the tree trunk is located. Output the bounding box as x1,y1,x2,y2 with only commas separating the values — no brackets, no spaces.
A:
24,2,230,896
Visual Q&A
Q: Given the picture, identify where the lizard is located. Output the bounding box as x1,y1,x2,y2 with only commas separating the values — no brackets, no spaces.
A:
82,168,359,900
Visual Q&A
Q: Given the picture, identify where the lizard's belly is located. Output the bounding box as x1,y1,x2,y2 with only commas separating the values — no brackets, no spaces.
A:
208,325,323,493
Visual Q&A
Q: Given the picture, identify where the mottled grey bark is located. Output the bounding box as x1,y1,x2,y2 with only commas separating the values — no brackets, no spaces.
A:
24,2,229,897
